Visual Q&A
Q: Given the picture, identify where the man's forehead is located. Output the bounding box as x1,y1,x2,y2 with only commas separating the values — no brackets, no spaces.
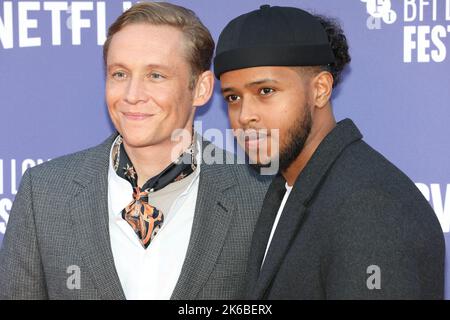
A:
106,53,177,71
112,23,183,39
106,24,188,69
220,66,299,87
108,24,185,55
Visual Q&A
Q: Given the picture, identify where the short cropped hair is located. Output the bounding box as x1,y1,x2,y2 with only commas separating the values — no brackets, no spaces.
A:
103,2,214,89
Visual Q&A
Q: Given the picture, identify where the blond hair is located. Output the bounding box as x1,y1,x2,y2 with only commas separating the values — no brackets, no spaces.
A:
103,2,214,88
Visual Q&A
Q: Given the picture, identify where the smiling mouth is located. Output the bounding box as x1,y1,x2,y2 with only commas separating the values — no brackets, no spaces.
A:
122,112,154,121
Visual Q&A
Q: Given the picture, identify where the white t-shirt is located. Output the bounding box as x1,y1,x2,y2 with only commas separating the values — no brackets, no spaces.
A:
261,183,293,268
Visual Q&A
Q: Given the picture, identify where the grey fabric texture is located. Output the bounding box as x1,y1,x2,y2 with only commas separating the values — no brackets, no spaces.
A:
0,134,271,300
245,119,445,300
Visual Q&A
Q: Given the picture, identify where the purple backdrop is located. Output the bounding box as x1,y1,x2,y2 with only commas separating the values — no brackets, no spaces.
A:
1,0,449,298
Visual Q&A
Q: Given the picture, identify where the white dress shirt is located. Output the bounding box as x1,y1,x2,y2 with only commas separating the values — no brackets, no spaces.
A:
107,136,201,300
261,183,293,268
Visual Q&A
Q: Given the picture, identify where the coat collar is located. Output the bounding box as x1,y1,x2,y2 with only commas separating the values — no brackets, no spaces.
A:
291,118,363,205
248,118,363,299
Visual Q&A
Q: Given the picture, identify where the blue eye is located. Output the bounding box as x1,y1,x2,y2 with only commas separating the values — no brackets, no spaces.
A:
112,71,127,80
149,72,165,80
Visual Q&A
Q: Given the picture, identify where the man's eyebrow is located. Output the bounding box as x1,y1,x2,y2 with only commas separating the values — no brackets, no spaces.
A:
221,87,235,94
106,63,172,71
245,78,279,88
107,63,127,71
221,78,279,94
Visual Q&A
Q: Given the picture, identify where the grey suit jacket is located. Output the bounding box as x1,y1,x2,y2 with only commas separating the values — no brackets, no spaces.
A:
0,134,271,299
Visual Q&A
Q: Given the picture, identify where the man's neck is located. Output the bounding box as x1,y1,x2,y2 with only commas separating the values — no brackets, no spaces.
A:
282,111,336,187
123,132,194,187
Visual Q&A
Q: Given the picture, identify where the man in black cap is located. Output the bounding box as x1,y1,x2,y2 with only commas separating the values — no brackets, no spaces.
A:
214,5,445,299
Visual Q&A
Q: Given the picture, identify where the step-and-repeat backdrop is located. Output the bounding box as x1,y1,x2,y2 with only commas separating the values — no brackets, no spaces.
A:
1,0,449,298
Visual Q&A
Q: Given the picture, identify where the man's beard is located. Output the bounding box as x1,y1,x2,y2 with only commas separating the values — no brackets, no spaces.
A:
278,106,312,172
249,105,312,173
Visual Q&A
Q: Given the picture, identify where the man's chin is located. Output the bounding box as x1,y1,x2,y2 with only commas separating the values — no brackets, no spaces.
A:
120,134,157,149
245,154,277,172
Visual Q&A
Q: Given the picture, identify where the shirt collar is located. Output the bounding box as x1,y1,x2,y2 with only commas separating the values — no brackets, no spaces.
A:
108,133,202,216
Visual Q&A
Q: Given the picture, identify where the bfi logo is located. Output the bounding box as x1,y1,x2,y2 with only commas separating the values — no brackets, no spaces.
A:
361,0,397,29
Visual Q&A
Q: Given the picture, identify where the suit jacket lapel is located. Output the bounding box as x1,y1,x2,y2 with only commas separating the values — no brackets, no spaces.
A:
250,119,363,299
171,142,237,300
69,134,126,300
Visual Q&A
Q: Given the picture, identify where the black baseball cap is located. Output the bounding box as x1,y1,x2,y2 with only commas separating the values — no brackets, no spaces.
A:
214,5,335,78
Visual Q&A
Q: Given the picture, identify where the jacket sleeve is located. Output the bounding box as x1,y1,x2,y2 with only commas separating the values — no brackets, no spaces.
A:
325,188,445,300
0,169,48,299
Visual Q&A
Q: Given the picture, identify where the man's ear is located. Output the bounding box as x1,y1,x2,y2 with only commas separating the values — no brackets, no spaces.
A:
312,71,333,109
193,70,214,107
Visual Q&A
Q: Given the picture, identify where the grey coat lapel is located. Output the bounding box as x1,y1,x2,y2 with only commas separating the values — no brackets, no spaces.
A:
70,134,126,300
251,119,363,299
171,142,237,299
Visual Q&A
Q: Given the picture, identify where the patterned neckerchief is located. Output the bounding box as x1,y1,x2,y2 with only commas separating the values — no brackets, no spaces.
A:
111,134,197,248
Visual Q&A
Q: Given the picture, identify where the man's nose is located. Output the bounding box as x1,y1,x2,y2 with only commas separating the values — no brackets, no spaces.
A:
238,99,260,126
124,77,147,104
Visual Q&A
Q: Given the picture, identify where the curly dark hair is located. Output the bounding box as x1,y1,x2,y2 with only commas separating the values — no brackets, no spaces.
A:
315,15,351,88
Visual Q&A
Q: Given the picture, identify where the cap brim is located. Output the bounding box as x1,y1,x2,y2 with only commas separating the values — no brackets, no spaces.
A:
214,44,335,79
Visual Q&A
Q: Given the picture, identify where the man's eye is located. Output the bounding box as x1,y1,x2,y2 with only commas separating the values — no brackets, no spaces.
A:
149,72,165,80
259,88,274,95
225,95,240,103
112,71,127,80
